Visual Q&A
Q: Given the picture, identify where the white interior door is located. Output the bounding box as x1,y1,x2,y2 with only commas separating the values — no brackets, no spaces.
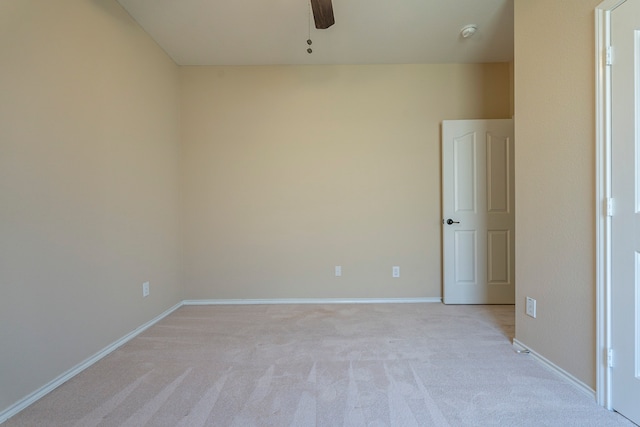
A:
442,119,515,304
610,0,640,423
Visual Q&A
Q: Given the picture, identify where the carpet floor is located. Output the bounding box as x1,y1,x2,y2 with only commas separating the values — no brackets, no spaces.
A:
3,303,635,426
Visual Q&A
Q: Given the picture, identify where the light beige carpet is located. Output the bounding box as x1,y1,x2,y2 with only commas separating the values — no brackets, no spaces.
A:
4,303,635,426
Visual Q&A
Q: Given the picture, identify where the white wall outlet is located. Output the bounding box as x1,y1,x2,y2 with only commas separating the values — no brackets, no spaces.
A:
142,281,150,298
392,266,400,278
335,266,342,277
526,296,536,318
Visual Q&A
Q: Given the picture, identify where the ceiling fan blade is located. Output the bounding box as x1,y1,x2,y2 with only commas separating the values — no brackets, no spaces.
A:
310,0,335,29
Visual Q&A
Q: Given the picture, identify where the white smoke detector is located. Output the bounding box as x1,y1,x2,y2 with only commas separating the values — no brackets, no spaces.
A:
460,24,478,38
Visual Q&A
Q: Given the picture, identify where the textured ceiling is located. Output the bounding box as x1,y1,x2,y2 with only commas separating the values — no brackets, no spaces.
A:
117,0,513,65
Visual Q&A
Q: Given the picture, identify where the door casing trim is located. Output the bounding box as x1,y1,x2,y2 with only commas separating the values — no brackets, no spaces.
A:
595,0,626,410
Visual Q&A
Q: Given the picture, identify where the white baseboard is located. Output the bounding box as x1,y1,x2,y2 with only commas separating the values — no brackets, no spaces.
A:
0,302,183,425
182,297,442,305
512,339,596,400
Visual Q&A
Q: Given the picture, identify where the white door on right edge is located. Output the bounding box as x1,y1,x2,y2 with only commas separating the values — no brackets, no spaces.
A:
610,0,640,424
442,119,514,304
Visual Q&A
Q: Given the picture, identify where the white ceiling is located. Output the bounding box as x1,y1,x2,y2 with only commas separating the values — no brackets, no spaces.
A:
117,0,513,66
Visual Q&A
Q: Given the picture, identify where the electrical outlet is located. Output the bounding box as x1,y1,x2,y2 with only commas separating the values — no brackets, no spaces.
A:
142,281,150,298
335,266,342,277
526,296,536,318
392,266,400,278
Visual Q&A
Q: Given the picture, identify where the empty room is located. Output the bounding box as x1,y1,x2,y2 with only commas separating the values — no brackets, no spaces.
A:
1,0,638,425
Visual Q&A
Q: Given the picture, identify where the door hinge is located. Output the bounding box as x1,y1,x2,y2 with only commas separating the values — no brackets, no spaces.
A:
606,46,614,66
606,198,614,217
607,348,614,368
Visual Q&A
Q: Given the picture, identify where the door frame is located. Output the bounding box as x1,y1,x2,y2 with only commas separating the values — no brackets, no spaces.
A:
595,0,627,410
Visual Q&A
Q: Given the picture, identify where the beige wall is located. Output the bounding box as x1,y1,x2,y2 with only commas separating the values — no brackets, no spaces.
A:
0,0,181,411
514,0,599,388
181,64,511,300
